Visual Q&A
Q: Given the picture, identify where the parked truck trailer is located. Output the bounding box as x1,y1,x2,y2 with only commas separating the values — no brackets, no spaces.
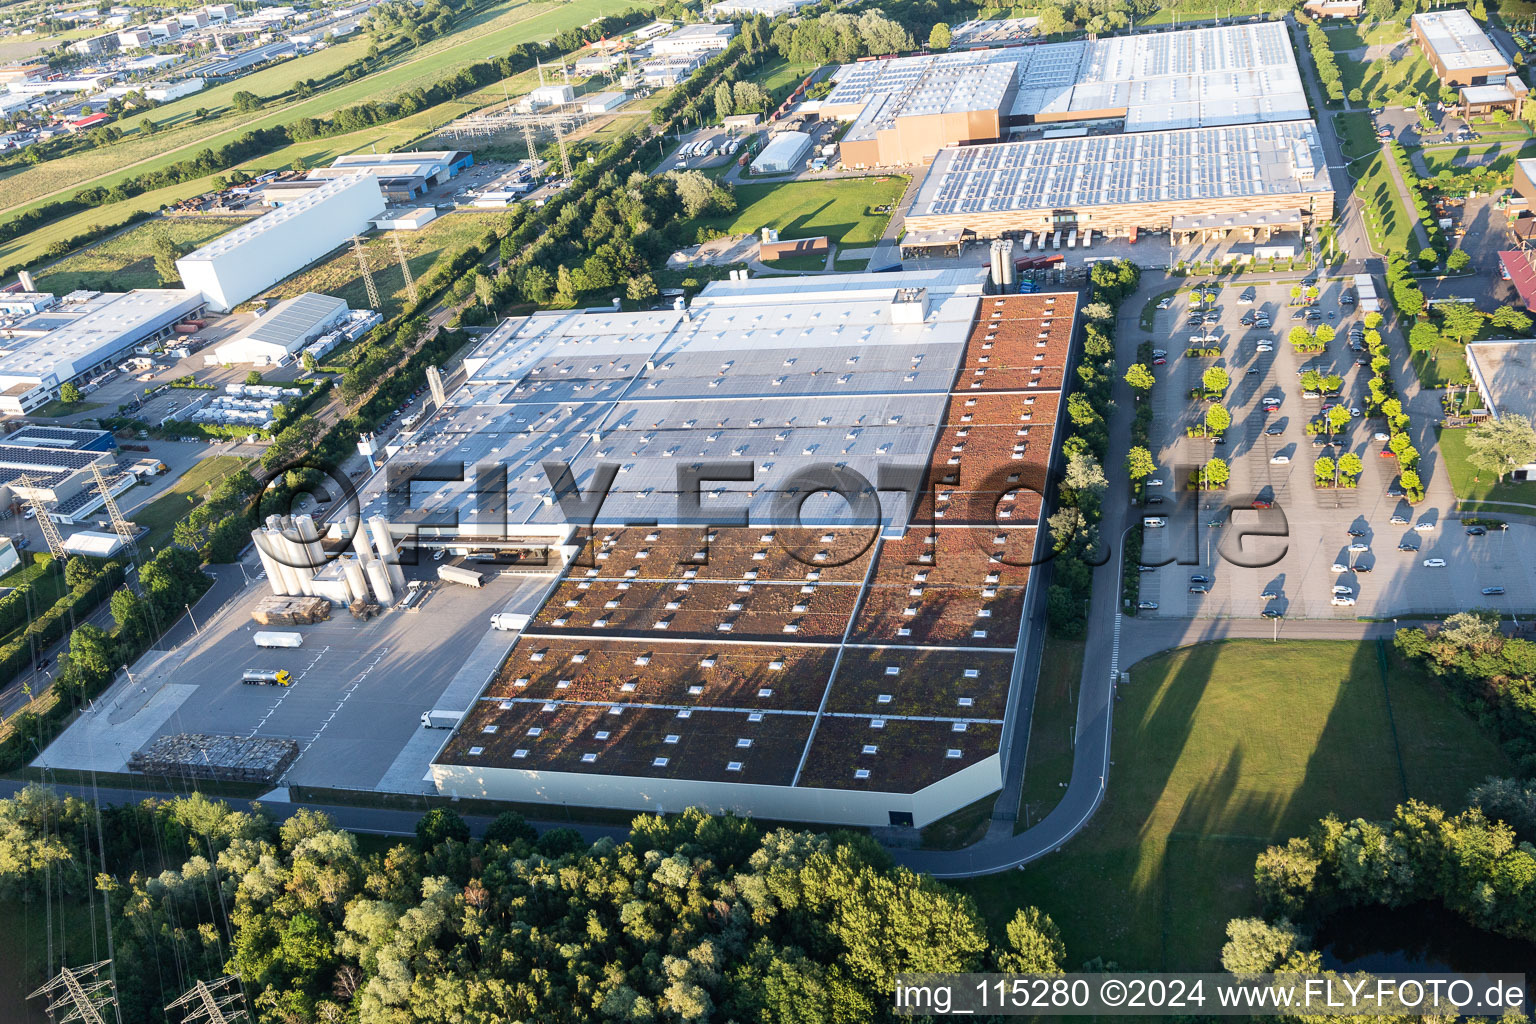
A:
243,669,292,686
421,709,463,729
438,564,484,588
254,631,303,648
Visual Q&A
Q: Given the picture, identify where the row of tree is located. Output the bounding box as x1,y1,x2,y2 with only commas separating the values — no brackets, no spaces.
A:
1045,260,1140,635
0,791,1067,1023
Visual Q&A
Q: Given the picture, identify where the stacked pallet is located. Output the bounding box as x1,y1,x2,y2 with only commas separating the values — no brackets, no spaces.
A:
129,733,299,784
252,595,332,626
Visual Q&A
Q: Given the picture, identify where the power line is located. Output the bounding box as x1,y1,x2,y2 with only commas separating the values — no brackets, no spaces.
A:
352,235,381,311
391,232,419,305
89,462,137,555
28,960,117,1024
19,473,66,559
166,977,250,1024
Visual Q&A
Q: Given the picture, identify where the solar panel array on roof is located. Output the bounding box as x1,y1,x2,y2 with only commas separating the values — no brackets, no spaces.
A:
827,21,1305,134
912,121,1331,216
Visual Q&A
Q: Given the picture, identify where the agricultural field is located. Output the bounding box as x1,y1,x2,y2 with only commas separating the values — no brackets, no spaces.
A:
0,0,644,229
692,176,908,248
33,217,249,293
260,211,504,318
958,639,1510,970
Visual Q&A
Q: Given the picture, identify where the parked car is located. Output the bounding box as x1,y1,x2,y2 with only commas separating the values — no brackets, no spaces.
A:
1390,515,1409,525
1260,590,1279,600
1423,558,1447,567
1153,357,1167,365
1466,525,1488,536
1138,601,1159,610
1398,542,1419,552
1331,595,1357,606
1256,343,1274,353
1270,454,1290,464
1414,522,1435,532
1189,584,1209,594
1262,609,1284,618
1482,586,1506,596
1348,542,1368,552
1374,431,1390,441
1265,426,1283,435
1190,575,1213,584
1331,562,1349,573
1347,528,1367,537
1144,496,1164,505
1151,349,1167,357
1354,563,1373,573
1147,477,1164,487
1332,584,1354,595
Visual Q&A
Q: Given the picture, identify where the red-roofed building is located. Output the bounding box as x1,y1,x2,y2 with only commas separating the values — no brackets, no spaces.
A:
1498,250,1536,308
67,112,111,132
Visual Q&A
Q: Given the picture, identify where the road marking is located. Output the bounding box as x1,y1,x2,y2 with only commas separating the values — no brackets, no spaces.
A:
277,647,389,782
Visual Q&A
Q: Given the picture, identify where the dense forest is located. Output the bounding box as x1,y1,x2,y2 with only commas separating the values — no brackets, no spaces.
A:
0,791,1065,1023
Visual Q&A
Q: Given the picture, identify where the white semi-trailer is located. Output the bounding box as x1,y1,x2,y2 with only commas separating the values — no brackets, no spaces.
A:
438,564,484,588
254,631,303,648
421,709,463,729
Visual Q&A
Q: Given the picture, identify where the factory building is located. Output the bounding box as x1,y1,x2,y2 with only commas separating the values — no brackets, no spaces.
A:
306,150,473,202
209,292,349,366
708,0,812,16
0,438,135,524
347,269,1076,827
902,120,1335,246
580,90,628,114
176,174,383,312
0,289,205,415
824,21,1309,167
651,22,737,55
1412,9,1525,118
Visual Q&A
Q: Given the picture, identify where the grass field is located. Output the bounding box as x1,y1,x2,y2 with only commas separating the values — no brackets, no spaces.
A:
1320,19,1408,52
742,56,821,103
1349,151,1418,254
1017,632,1084,832
130,455,252,554
695,176,908,248
1435,424,1536,506
1337,49,1440,108
1415,140,1536,177
0,0,643,246
1334,110,1378,160
1409,333,1474,388
261,211,504,318
33,217,249,293
957,639,1509,970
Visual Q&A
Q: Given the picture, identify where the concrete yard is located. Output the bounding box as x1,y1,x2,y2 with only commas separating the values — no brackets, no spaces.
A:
1135,280,1527,620
37,556,558,790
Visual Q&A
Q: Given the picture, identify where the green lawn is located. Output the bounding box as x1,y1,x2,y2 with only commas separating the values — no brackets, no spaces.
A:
261,211,503,319
742,56,821,103
1414,139,1536,177
129,455,252,554
1334,44,1440,108
695,176,908,248
34,217,248,293
1409,333,1474,388
1436,424,1536,506
1349,151,1418,254
1321,18,1408,52
1334,110,1378,161
1016,633,1084,832
957,639,1509,970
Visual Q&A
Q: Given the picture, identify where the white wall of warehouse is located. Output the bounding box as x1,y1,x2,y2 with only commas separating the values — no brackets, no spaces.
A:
176,174,383,311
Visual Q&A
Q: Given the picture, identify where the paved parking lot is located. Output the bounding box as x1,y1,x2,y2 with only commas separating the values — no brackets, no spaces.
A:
1135,280,1526,619
37,558,560,790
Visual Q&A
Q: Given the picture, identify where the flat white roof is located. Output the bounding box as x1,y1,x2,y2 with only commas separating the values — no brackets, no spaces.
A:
1413,10,1510,73
826,21,1307,134
0,289,202,386
179,174,373,262
359,270,991,529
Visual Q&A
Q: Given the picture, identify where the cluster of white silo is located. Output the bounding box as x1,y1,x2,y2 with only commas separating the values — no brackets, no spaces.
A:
989,239,1016,290
253,513,407,608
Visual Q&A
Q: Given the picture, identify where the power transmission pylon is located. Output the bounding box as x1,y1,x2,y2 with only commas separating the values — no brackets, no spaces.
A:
391,232,418,304
28,960,116,1024
89,462,136,554
555,119,573,180
18,473,65,559
520,120,538,167
352,235,381,310
166,977,249,1024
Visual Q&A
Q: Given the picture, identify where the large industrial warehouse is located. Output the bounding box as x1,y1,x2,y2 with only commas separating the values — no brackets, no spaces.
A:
345,271,1074,826
176,173,382,311
902,120,1335,243
0,288,206,414
825,21,1310,167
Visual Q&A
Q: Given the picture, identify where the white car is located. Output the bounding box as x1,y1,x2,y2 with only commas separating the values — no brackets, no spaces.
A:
1350,407,1363,418
1348,542,1368,552
1157,298,1172,309
1147,477,1164,487
1256,343,1274,352
1332,585,1354,595
1331,562,1349,573
1270,455,1290,464
1423,558,1447,567
1331,595,1357,606
1143,517,1166,528
1374,431,1389,441
1152,349,1167,358
1413,522,1435,532
1390,515,1409,525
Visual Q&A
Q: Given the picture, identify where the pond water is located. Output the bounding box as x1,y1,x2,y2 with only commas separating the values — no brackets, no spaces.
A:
1318,902,1536,1005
